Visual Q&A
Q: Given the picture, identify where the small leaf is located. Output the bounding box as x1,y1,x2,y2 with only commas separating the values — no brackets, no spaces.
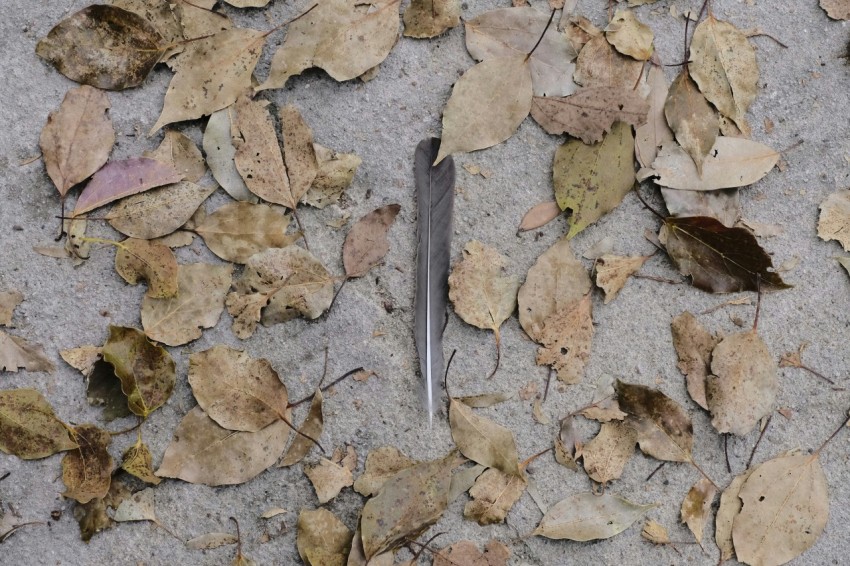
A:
536,294,594,385
296,508,353,566
121,433,161,485
534,492,655,541
580,420,636,484
635,65,674,168
0,291,22,328
343,204,401,277
456,392,512,408
40,86,114,198
62,424,113,504
664,69,718,175
715,469,752,562
188,345,288,432
817,189,850,251
305,458,354,504
449,398,521,477
670,311,720,410
662,216,790,293
279,389,324,467
605,9,654,60
107,181,215,239
353,446,417,497
464,467,527,525
595,254,650,304
113,488,157,524
681,477,717,547
822,0,850,19
36,5,165,90
203,108,256,202
0,389,77,459
642,520,671,545
195,202,297,264
303,144,362,208
553,121,635,239
0,331,55,374
436,56,533,163
434,540,510,566
280,104,319,206
573,35,643,89
73,157,182,215
518,200,560,232
101,325,176,418
186,532,238,550
114,239,179,299
403,0,460,38
615,380,693,463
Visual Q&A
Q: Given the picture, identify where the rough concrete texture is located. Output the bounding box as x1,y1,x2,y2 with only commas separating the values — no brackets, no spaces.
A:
1,0,850,564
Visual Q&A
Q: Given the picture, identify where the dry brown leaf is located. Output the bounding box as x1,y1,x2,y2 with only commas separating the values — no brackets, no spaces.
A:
561,15,601,52
305,458,354,504
464,467,527,525
353,446,417,496
449,398,521,477
580,420,636,484
822,0,850,19
195,202,296,264
534,492,655,541
818,189,850,251
681,477,716,548
141,263,233,346
615,380,693,462
279,389,324,467
531,87,648,144
62,424,112,504
434,540,510,566
707,330,778,436
517,238,590,340
156,406,290,486
174,0,231,41
436,55,533,163
635,65,674,169
689,14,758,134
343,204,401,277
120,432,161,485
73,157,183,215
573,35,643,89
670,311,720,410
144,130,205,182
0,389,77,459
605,9,653,60
296,508,352,566
114,238,179,299
0,331,55,373
554,416,579,471
203,107,255,202
60,345,101,376
113,488,158,526
641,520,671,545
280,104,318,206
595,254,650,304
152,27,265,132
518,200,560,232
581,377,627,422
403,0,460,38
732,453,829,566
664,69,718,175
188,345,288,432
455,392,512,409
107,181,215,240
660,187,741,227
39,85,114,200
110,0,183,45
536,294,593,385
715,469,752,562
186,532,238,550
303,144,362,208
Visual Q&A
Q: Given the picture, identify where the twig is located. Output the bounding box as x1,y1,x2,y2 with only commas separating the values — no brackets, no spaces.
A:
525,9,556,61
327,277,349,312
746,415,772,469
520,447,553,471
646,462,666,482
487,332,502,380
724,434,732,473
633,274,683,285
543,367,553,402
444,349,458,401
288,367,364,408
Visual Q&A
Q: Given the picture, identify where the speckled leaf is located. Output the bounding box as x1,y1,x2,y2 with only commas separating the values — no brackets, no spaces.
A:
203,108,255,202
536,294,593,384
141,263,233,346
614,380,693,462
573,35,643,89
0,332,54,374
195,202,297,264
280,389,324,467
121,433,161,485
595,254,650,304
580,420,636,484
343,204,401,277
114,238,179,299
110,0,183,45
107,181,214,239
434,540,510,566
681,477,716,547
0,389,76,459
36,5,165,90
296,508,352,566
534,492,655,540
818,189,850,251
671,311,720,410
303,144,362,208
449,398,521,477
605,9,653,60
280,104,318,206
143,131,206,182
101,326,175,417
464,467,527,525
305,458,353,504
403,0,460,38
113,488,157,524
62,424,112,504
664,69,718,175
353,446,417,496
553,121,635,239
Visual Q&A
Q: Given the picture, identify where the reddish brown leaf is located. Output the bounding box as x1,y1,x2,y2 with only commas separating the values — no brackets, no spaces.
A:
73,157,182,215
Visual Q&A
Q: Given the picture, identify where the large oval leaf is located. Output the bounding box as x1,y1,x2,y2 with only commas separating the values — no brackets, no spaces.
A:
534,492,655,541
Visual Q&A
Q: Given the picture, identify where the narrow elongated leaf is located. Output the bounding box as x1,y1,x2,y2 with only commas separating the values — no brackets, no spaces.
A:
62,424,112,504
531,88,648,144
534,492,655,541
107,182,214,239
670,311,719,409
280,389,324,467
716,469,752,562
635,65,673,168
195,202,296,264
203,108,256,202
73,157,182,215
518,200,560,232
414,139,455,420
343,204,401,277
0,389,77,459
449,398,520,477
681,477,716,547
614,380,693,462
664,69,718,175
36,5,165,90
280,104,318,206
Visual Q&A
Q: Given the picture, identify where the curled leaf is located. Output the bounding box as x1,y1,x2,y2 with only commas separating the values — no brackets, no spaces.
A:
615,380,693,463
121,433,161,485
114,239,179,299
670,311,720,409
203,108,255,202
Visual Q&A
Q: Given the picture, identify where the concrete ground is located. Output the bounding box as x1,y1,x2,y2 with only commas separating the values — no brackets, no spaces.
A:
1,0,849,564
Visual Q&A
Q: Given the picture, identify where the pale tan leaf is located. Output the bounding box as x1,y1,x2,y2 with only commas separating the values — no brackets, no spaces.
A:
156,406,290,486
353,446,417,497
464,467,527,525
280,104,318,206
595,254,650,304
716,469,752,562
436,56,533,164
141,263,233,346
561,14,601,53
402,0,460,38
305,458,353,504
554,416,579,471
279,389,323,467
822,0,850,19
615,380,693,463
303,144,361,208
573,35,643,89
455,392,512,408
106,181,215,239
113,488,157,523
186,532,238,550
260,508,286,519
448,463,486,502
60,345,101,376
518,200,560,232
838,256,850,277
195,202,296,264
296,508,352,566
605,9,653,60
434,540,510,566
114,238,179,299
449,399,521,477
343,204,401,277
641,520,671,544
670,311,720,410
534,492,655,540
681,477,716,547
203,107,255,202
110,0,183,45
581,420,636,484
818,189,850,251
635,65,674,169
62,425,112,504
175,0,231,41
664,69,718,175
536,294,593,385
0,331,55,374
660,187,741,227
144,130,206,182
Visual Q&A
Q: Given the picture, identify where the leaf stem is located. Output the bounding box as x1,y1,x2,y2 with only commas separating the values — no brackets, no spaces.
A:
632,185,667,221
287,367,364,408
525,9,556,62
688,457,718,490
746,415,771,469
106,418,143,437
444,349,458,401
520,447,553,471
815,409,850,455
645,461,666,481
487,332,501,380
327,276,349,313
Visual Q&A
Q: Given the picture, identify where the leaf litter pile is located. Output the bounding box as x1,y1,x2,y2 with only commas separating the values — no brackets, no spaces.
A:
2,0,850,564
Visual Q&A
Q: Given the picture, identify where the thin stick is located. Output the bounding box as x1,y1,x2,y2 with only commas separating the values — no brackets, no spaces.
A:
633,185,667,221
633,274,683,285
0,472,9,482
230,517,243,559
279,412,326,455
406,532,445,564
689,458,719,490
520,447,553,471
526,9,556,61
724,434,732,473
292,209,309,251
18,154,41,166
815,408,850,455
444,349,458,401
646,462,666,481
753,275,762,331
487,332,501,380
327,277,349,313
746,415,772,469
543,368,553,402
318,343,330,388
288,367,364,408
107,418,143,437
799,364,838,386
55,199,66,241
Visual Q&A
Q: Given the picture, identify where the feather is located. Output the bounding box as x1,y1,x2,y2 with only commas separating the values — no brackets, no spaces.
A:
414,138,455,425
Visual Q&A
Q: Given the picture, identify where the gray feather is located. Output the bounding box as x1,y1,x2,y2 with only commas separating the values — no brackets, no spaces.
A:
414,138,455,424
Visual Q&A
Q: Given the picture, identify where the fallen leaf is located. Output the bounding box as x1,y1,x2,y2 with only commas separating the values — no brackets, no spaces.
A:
732,452,829,566
681,477,716,547
296,508,352,566
582,236,616,260
260,508,286,519
40,86,114,202
670,311,720,409
581,377,628,422
227,247,334,338
534,492,655,541
281,105,319,207
649,138,778,190
464,467,527,525
449,398,521,477
614,380,693,462
343,204,401,277
434,540,510,566
186,532,238,550
73,157,182,215
707,330,778,436
580,420,636,484
817,189,850,251
605,9,653,60
152,27,266,132
107,181,215,239
662,216,790,293
635,65,674,169
532,398,550,424
715,469,752,562
36,5,165,90
188,345,288,432
303,144,362,208
305,458,354,504
0,331,54,373
554,416,580,471
0,291,22,328
660,187,741,227
60,345,101,376
531,87,648,143
279,389,323,467
595,254,650,303
121,433,161,485
203,108,255,202
360,452,457,558
436,55,533,163
641,520,671,545
739,219,784,238
156,406,290,486
141,263,233,346
113,488,158,524
62,424,112,504
664,69,718,175
573,35,643,89
561,14,601,52
114,238,179,299
64,217,91,263
517,238,590,340
0,389,77,459
536,294,593,384
689,14,758,134
518,200,561,232
822,0,850,19
101,326,176,418
110,0,183,46
554,121,635,239
456,392,512,408
403,0,460,38
175,0,232,40
465,7,577,97
353,446,417,496
837,256,850,277
448,463,486,502
72,475,130,541
195,202,297,264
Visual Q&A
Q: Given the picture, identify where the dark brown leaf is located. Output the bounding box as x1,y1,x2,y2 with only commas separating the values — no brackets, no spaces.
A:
614,380,693,463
